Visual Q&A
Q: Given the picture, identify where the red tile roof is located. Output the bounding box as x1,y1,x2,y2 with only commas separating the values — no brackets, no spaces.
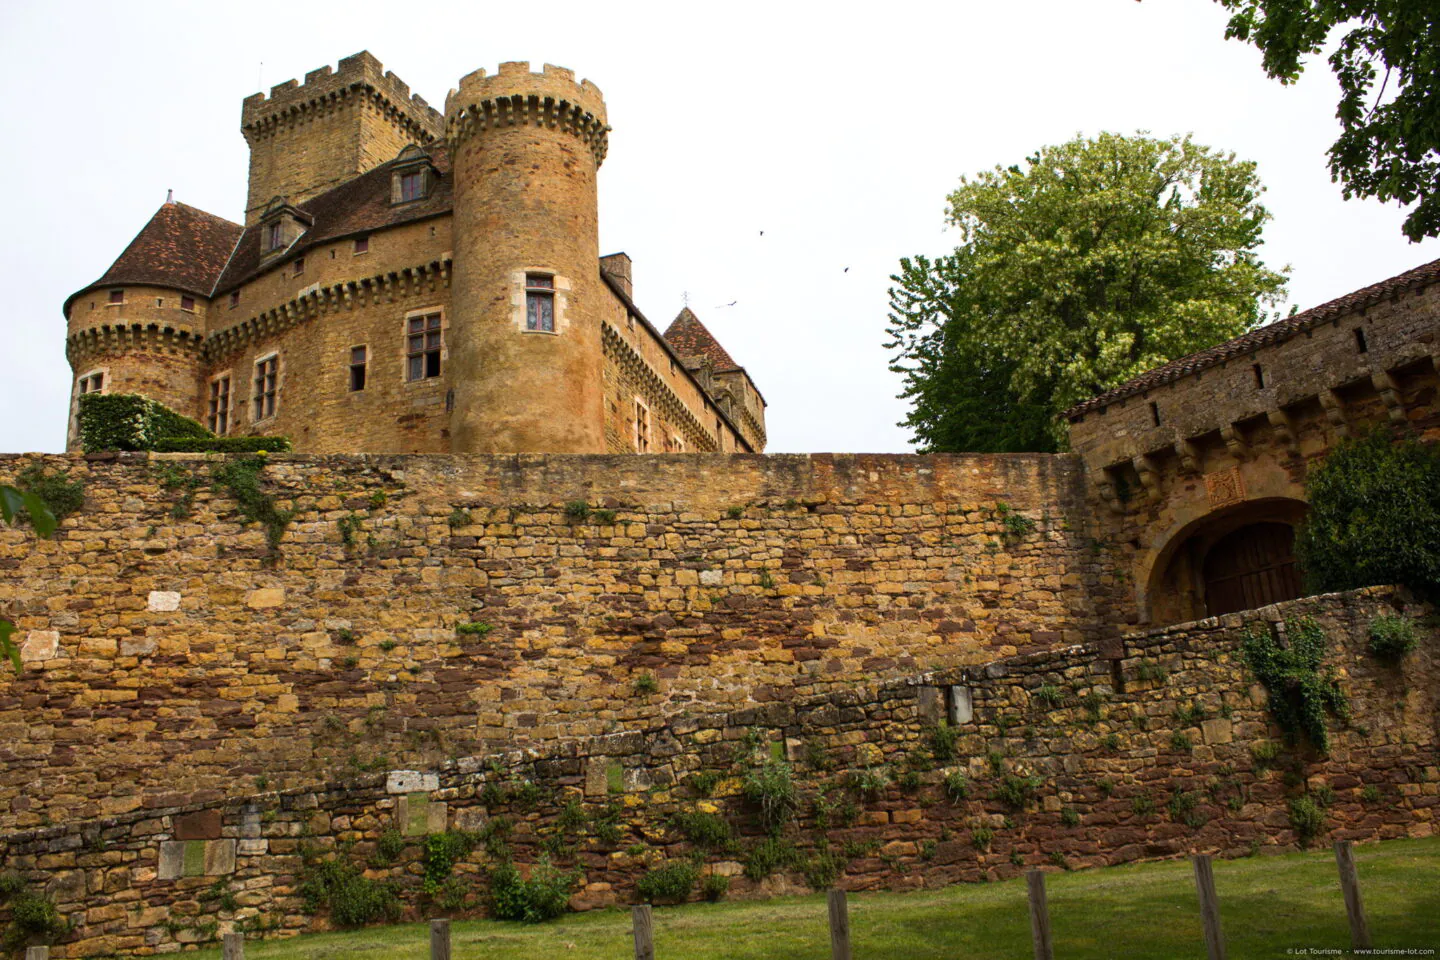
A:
1065,256,1440,418
663,307,740,372
65,202,243,313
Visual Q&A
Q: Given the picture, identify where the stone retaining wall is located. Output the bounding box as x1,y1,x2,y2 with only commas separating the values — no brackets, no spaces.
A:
1,587,1433,956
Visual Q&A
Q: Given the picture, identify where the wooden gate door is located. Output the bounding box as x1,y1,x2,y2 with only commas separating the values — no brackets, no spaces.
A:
1202,522,1303,617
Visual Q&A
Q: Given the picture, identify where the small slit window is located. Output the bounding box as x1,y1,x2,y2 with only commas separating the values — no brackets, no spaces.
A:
525,274,555,332
350,345,368,392
209,375,231,435
407,314,442,381
1149,401,1161,427
253,355,278,421
229,291,240,309
293,257,305,276
1354,328,1368,353
1253,364,1265,389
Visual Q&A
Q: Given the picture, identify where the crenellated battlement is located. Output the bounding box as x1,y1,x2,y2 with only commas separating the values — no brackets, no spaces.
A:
445,61,609,166
241,50,444,143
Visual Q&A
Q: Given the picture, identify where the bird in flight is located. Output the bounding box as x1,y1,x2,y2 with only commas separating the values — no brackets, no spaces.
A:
716,301,738,308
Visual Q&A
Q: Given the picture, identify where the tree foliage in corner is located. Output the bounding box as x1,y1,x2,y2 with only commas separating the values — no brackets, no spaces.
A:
887,132,1288,452
1296,428,1440,600
0,483,57,672
1216,0,1440,241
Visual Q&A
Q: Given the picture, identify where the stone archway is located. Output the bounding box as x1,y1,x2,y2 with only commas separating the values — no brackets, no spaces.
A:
1143,498,1309,626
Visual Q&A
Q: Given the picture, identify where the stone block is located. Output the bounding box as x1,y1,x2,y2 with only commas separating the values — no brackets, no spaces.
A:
157,841,185,880
386,770,440,794
916,686,943,724
1201,718,1233,744
174,809,221,840
203,839,236,875
949,685,974,724
21,631,59,663
147,591,181,612
699,569,723,587
247,588,285,609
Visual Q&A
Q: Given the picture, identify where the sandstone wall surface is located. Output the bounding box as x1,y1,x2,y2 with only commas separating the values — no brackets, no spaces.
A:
0,587,1431,956
0,451,1122,829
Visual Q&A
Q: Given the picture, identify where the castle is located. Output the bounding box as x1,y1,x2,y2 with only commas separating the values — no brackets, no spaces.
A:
63,52,766,456
11,50,1440,956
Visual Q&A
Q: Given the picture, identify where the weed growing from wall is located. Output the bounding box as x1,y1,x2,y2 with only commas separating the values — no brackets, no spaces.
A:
14,465,84,525
1242,616,1350,751
1368,614,1418,661
741,760,799,834
211,457,293,550
636,860,699,903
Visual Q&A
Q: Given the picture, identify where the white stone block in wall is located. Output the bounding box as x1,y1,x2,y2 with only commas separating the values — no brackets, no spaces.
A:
21,631,59,663
949,685,973,725
699,569,723,587
147,591,181,612
386,770,439,794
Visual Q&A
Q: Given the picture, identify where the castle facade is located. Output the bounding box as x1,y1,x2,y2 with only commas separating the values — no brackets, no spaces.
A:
62,53,766,456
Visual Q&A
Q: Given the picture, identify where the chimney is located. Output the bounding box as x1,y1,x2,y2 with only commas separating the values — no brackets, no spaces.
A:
600,252,633,301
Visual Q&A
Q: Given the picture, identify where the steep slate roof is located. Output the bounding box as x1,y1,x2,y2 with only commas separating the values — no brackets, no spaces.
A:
1065,255,1440,418
65,202,243,312
663,307,740,372
213,143,454,295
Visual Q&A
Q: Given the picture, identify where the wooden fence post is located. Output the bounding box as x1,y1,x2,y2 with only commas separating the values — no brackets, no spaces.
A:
430,918,451,960
828,888,852,960
222,932,244,960
632,904,655,960
1334,841,1372,950
1192,854,1226,960
1026,869,1054,960
24,948,49,960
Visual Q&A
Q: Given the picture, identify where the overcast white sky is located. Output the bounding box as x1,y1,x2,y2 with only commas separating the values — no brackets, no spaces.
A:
1,0,1434,454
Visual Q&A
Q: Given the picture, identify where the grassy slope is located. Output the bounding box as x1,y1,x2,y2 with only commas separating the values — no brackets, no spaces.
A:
192,837,1440,959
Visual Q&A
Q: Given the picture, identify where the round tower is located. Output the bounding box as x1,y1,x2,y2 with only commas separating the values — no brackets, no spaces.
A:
444,62,611,454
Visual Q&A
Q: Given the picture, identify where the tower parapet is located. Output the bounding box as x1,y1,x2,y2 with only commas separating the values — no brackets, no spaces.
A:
240,51,445,225
443,63,612,454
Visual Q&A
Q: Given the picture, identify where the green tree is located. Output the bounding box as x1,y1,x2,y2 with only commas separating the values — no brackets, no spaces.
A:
887,132,1288,451
0,483,56,672
1215,1,1440,242
1295,428,1440,600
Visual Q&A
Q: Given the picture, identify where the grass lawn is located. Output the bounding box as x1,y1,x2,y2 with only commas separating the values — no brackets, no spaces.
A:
192,837,1440,959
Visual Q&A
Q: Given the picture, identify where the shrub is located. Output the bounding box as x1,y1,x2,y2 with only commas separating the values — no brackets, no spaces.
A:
1033,684,1063,708
1060,807,1080,828
930,721,958,762
371,829,406,866
1251,740,1281,767
1168,790,1204,828
1288,794,1328,846
298,858,399,928
1170,731,1193,752
77,392,208,451
1360,784,1382,804
456,621,494,638
633,672,659,695
1299,428,1440,600
741,760,799,833
1368,614,1418,661
689,770,722,796
1243,617,1350,751
1131,794,1155,817
743,837,800,881
423,830,477,896
447,508,472,528
563,500,591,522
489,857,579,923
13,465,85,525
845,767,890,799
802,850,843,891
991,774,1042,810
944,769,971,802
700,874,730,902
592,508,617,524
672,810,732,851
636,860,699,904
971,825,994,850
153,436,291,453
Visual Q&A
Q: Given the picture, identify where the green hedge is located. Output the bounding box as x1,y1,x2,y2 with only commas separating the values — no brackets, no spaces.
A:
153,437,292,454
78,394,290,454
78,394,211,452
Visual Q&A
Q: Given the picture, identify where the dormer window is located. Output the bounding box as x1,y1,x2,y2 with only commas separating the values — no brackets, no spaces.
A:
258,197,311,261
390,144,437,205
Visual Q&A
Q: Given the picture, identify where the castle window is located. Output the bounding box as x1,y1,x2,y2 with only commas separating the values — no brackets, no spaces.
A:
108,289,124,305
407,313,442,381
229,291,240,309
634,398,651,452
156,298,164,308
349,345,368,392
1354,328,1368,353
1253,364,1265,389
525,274,555,332
293,257,305,276
354,237,369,255
253,354,278,421
78,371,104,397
181,295,196,312
208,375,231,435
399,171,424,203
266,221,284,252
1149,402,1161,427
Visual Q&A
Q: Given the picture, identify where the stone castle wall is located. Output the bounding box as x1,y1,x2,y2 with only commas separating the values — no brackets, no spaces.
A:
0,451,1125,830
1,587,1431,957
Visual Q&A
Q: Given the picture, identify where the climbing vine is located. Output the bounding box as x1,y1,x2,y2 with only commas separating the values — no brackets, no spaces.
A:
1242,616,1349,752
